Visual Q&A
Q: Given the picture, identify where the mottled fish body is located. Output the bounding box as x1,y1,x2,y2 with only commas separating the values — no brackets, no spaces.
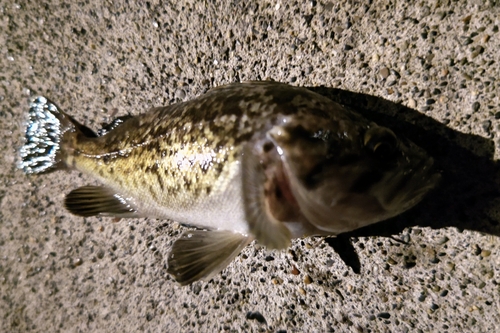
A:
20,81,440,285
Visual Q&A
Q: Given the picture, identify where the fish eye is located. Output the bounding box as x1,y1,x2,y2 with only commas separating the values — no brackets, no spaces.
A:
363,127,398,158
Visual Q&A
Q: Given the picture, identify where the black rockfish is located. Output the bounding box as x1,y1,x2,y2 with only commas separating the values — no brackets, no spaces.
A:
19,81,440,285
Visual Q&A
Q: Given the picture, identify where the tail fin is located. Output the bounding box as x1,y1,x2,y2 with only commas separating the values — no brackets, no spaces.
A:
19,96,85,174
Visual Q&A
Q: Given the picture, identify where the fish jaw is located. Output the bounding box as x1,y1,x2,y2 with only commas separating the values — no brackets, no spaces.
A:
267,115,441,236
284,156,440,235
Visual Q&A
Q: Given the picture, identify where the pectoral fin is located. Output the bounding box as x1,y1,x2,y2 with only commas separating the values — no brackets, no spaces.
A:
241,144,292,250
167,230,251,285
64,186,138,217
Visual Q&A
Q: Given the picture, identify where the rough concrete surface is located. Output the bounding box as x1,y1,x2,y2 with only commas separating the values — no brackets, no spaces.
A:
1,0,500,332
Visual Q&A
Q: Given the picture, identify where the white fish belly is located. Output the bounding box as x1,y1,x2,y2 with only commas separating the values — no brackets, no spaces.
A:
136,165,250,235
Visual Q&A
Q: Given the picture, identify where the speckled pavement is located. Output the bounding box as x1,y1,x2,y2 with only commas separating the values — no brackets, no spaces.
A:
1,1,500,332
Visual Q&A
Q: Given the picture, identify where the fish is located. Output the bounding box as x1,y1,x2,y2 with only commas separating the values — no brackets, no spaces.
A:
19,81,440,285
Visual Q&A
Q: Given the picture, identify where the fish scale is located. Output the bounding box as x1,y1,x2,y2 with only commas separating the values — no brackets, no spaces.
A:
19,81,440,285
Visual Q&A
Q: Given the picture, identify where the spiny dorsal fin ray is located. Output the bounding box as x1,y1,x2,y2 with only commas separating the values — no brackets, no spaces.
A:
241,144,292,250
167,230,251,285
64,186,138,217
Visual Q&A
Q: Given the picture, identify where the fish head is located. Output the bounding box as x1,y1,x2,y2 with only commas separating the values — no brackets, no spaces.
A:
268,113,441,234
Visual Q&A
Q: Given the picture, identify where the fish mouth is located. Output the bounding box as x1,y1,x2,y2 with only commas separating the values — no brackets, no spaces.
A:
260,119,440,236
278,151,441,235
376,155,441,217
262,155,303,222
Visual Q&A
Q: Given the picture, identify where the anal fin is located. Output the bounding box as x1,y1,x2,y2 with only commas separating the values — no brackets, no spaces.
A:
167,230,251,285
241,144,292,250
64,186,138,217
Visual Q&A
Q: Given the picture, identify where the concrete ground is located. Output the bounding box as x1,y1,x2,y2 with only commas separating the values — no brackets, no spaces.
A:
1,0,499,332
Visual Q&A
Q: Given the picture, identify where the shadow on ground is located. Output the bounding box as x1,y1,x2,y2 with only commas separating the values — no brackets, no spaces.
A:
308,87,500,272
